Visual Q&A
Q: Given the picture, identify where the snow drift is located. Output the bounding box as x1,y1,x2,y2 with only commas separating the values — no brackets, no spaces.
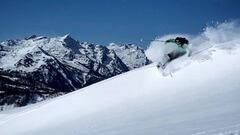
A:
146,21,240,63
1,21,240,135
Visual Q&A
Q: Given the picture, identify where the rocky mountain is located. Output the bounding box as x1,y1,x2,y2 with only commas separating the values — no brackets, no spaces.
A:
108,43,150,70
0,35,150,110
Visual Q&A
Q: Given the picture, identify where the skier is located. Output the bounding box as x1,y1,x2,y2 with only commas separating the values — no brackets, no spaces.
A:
158,37,189,69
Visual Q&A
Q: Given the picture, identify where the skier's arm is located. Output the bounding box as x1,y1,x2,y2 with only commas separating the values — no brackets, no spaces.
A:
165,39,175,44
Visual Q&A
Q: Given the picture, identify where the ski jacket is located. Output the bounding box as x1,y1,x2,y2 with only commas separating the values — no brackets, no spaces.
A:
165,38,189,53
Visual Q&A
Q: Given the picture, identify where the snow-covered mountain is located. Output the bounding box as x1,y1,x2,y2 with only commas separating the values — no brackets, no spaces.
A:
0,35,150,109
108,43,151,69
0,46,240,135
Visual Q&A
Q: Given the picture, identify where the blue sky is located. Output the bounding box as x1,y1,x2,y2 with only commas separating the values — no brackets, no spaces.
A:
0,0,239,47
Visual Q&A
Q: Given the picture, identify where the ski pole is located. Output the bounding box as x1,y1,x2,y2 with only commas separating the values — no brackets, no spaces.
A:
140,38,165,43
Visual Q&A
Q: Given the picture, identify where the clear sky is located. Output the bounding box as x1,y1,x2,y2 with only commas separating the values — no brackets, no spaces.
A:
0,0,239,47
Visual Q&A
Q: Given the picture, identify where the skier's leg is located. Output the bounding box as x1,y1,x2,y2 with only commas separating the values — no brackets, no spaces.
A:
168,51,186,61
162,54,171,69
157,54,170,69
167,53,175,61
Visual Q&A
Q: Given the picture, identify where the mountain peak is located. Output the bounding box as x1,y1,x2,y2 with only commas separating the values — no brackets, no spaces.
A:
60,34,78,45
61,34,72,40
25,35,38,40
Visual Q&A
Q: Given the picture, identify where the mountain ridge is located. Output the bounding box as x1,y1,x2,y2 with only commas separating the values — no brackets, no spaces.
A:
0,35,150,110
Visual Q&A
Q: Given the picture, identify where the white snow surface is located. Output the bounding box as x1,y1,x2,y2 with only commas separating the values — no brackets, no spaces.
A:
0,47,240,135
1,21,240,135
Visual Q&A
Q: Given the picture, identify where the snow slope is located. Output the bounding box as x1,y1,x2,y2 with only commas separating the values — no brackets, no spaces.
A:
0,46,240,135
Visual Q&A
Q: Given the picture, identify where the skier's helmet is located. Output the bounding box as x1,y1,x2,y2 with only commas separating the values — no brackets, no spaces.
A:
175,37,189,46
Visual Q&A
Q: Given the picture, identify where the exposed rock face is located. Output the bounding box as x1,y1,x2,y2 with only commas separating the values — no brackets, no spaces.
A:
0,35,150,110
108,43,151,70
